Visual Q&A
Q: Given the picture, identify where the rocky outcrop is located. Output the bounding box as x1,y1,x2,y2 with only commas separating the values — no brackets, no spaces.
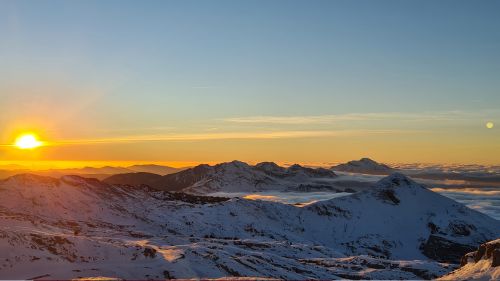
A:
463,239,500,267
439,239,500,280
421,235,477,263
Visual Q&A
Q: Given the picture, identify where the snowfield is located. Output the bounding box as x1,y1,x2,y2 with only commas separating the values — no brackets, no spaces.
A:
102,160,500,220
0,173,498,279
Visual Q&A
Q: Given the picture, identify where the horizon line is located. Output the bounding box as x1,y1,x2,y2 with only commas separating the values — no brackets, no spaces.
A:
1,159,499,171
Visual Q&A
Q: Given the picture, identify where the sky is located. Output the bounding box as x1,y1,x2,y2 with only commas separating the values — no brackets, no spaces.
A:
0,0,499,167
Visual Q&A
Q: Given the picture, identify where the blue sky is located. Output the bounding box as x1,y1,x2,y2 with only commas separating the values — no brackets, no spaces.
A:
1,0,499,165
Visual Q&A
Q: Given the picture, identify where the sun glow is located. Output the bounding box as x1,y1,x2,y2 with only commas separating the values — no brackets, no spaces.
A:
15,134,43,149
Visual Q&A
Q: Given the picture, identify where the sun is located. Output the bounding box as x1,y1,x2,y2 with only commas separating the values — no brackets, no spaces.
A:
15,134,43,149
486,122,494,129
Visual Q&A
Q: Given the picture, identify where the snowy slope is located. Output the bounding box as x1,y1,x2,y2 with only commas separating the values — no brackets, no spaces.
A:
0,173,498,279
439,239,500,281
304,173,500,263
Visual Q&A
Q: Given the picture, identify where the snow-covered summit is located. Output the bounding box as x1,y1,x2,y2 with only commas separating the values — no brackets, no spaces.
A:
332,158,396,175
216,160,252,170
305,173,500,262
254,162,287,175
373,172,416,188
287,164,336,179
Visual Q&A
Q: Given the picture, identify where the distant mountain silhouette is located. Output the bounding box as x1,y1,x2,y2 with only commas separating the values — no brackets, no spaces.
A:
0,164,184,181
126,164,183,175
103,172,164,187
332,158,396,175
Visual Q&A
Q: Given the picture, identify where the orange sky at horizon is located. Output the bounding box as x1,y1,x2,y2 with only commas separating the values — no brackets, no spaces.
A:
1,118,499,169
1,130,499,170
2,1,500,169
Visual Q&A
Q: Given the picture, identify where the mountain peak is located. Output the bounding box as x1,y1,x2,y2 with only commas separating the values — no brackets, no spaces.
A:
255,161,280,168
287,164,304,170
3,173,59,186
216,160,251,170
374,172,420,189
229,160,249,166
255,162,285,173
332,158,395,175
60,175,109,188
359,157,378,164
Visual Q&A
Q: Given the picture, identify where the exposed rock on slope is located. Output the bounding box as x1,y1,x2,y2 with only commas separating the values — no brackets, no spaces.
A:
439,239,500,280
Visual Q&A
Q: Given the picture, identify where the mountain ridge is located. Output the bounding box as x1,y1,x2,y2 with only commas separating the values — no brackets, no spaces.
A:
104,160,340,194
0,172,498,279
0,164,184,181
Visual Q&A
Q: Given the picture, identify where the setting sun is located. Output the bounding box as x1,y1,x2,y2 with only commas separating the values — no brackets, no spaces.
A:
15,134,43,150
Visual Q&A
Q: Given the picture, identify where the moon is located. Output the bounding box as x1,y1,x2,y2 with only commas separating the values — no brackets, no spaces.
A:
486,122,494,129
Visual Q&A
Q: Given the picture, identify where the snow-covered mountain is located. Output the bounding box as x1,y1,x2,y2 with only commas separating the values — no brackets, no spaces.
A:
0,172,498,279
439,239,500,280
105,160,340,194
332,158,396,175
304,173,500,263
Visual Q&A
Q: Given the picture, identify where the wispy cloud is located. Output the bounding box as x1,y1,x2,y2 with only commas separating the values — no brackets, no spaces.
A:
52,130,402,144
0,129,416,147
431,187,500,196
222,111,471,125
94,126,176,133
